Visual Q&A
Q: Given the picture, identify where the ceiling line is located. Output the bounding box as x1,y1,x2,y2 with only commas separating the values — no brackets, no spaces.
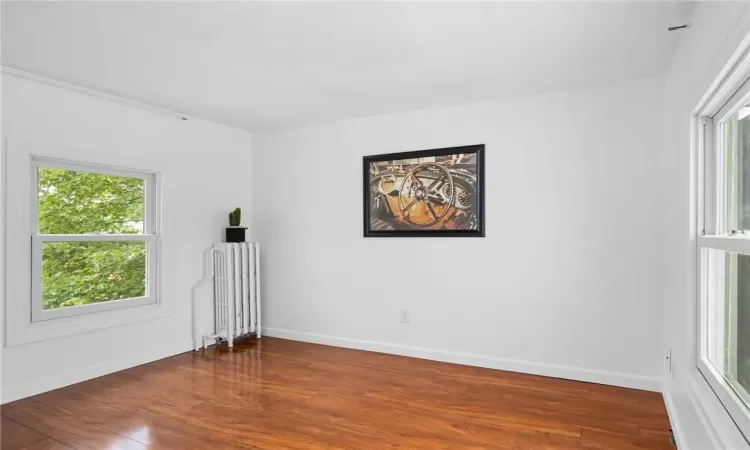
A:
1,65,190,122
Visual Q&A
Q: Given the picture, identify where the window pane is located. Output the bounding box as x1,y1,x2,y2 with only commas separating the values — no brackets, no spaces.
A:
739,253,750,395
705,248,750,407
42,241,146,310
725,103,750,232
38,167,145,234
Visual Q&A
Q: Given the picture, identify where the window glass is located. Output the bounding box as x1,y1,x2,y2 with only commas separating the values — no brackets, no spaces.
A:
738,253,750,397
41,241,147,310
705,249,750,407
725,103,750,232
37,167,145,234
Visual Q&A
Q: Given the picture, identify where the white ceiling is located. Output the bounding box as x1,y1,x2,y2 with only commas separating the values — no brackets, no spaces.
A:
2,1,691,131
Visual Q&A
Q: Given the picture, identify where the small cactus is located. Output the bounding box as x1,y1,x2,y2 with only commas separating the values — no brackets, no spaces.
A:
228,207,242,227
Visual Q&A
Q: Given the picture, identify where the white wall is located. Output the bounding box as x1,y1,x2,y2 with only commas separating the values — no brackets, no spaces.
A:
662,4,750,450
252,76,665,391
0,73,252,402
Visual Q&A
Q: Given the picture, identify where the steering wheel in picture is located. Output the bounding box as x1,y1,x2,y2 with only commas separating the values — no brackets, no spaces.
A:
397,163,455,227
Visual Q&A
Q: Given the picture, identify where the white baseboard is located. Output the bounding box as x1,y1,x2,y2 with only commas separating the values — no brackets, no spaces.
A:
264,327,662,392
685,377,722,450
663,385,688,450
661,377,746,450
1,327,662,405
0,339,193,404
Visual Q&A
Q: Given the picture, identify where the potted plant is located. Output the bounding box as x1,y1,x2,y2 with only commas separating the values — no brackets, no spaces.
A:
225,207,247,243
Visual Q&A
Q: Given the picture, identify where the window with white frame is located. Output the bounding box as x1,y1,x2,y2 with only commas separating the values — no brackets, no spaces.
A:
697,44,750,442
30,158,159,322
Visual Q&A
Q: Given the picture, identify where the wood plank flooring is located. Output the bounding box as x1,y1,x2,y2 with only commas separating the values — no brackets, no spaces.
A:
1,337,673,449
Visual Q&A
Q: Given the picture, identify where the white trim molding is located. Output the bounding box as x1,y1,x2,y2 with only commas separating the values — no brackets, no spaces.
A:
663,373,750,450
264,327,662,392
0,65,190,122
663,387,688,450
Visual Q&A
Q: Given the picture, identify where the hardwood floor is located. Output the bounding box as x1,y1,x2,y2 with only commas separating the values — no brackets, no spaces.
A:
1,337,673,449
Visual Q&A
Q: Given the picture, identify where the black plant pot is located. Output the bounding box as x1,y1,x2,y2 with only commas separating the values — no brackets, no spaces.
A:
225,227,247,243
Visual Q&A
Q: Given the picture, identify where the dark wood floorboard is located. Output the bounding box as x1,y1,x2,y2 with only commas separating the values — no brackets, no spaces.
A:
0,337,672,449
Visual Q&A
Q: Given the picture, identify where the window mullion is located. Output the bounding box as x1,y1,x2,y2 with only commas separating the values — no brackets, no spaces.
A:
702,116,718,235
716,115,727,234
698,235,750,255
144,174,156,235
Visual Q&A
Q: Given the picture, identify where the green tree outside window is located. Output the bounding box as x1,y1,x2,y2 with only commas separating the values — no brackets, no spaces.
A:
38,168,147,310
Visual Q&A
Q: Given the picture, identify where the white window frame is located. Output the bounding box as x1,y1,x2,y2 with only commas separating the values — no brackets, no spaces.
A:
695,36,750,442
30,157,160,321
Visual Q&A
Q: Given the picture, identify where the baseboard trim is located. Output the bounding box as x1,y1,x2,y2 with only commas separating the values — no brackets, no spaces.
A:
0,339,193,404
264,327,662,392
661,376,744,450
685,375,727,450
663,385,689,450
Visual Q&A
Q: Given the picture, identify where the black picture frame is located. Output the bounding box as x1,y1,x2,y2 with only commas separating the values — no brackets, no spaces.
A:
363,144,485,238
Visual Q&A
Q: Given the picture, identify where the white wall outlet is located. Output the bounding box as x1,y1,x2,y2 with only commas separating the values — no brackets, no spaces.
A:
401,310,410,324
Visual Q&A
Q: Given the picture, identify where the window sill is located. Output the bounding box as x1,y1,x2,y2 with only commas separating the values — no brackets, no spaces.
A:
5,300,171,348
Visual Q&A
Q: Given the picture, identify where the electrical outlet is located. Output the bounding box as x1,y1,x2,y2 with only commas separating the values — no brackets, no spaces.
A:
401,310,410,324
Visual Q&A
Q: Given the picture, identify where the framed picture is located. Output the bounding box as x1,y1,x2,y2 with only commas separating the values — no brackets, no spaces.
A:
363,144,485,237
